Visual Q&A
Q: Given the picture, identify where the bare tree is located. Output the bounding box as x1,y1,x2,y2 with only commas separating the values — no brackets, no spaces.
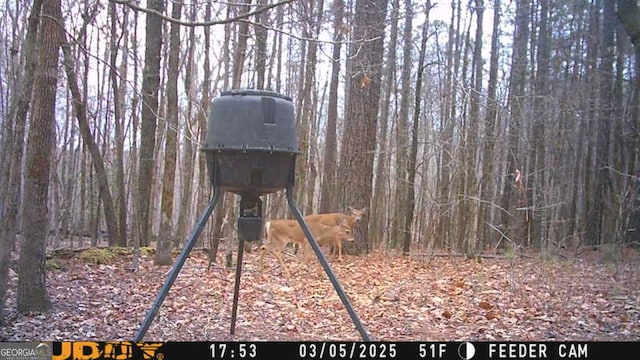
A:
391,0,414,249
175,2,197,245
529,0,550,248
157,0,183,265
479,0,501,246
587,0,615,246
109,1,129,247
301,0,324,214
319,0,345,215
137,0,164,247
455,0,483,255
369,0,397,247
0,0,43,324
434,0,462,250
403,1,431,256
500,0,529,245
60,37,119,249
255,0,269,89
618,0,640,245
17,0,62,313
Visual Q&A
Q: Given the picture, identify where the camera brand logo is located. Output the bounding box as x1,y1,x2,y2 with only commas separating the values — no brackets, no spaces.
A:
52,342,164,360
0,342,51,360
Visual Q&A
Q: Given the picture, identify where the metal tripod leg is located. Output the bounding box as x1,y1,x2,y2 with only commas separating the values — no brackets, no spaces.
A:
285,187,372,341
134,187,221,341
230,238,245,335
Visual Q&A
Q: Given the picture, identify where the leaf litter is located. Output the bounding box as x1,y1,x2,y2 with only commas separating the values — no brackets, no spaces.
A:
1,248,639,341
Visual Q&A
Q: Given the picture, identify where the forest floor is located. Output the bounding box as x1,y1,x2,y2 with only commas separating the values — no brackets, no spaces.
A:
1,243,639,342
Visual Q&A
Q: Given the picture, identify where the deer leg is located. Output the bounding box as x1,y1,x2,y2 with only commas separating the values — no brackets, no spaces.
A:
275,250,290,278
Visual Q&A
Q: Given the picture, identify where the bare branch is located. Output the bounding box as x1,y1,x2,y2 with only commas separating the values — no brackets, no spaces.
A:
108,0,296,27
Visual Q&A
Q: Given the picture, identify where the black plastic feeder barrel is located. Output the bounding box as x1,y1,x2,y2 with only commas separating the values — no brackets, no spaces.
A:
202,89,299,197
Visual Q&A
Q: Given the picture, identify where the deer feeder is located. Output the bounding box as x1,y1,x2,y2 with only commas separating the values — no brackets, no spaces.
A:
135,89,370,341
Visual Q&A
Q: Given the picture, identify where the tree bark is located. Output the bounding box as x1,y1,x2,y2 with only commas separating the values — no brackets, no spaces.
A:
0,0,43,324
18,0,62,313
137,0,164,247
392,0,414,249
530,0,550,248
176,2,197,246
587,0,615,245
403,1,431,256
500,0,529,246
60,35,119,250
479,0,501,246
255,0,269,89
339,0,388,254
109,1,129,247
320,0,345,214
435,0,461,250
157,0,183,265
369,0,397,247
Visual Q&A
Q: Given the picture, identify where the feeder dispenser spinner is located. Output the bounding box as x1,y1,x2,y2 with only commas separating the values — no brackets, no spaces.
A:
134,89,371,341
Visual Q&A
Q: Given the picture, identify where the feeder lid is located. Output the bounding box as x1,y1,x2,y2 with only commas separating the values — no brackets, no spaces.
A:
221,89,292,101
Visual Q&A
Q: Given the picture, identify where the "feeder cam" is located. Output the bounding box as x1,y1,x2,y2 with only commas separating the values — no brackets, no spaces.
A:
488,343,588,358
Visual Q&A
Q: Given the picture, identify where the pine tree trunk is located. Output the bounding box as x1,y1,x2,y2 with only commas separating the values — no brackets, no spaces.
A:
339,0,388,254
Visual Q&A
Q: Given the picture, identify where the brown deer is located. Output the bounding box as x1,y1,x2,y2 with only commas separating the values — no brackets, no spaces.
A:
258,218,355,278
302,207,366,261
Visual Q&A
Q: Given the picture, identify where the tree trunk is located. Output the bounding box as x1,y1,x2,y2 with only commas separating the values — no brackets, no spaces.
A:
176,3,197,246
198,2,217,264
435,0,461,250
18,0,62,313
109,1,129,247
530,0,550,248
403,1,431,256
294,2,310,213
255,0,269,89
618,0,640,245
500,0,529,247
232,0,251,88
0,0,43,324
224,0,251,267
392,0,414,249
157,0,183,265
457,0,482,255
300,0,324,215
369,0,397,247
137,0,164,248
61,28,119,250
479,0,501,246
339,0,388,254
320,0,344,215
587,0,615,246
